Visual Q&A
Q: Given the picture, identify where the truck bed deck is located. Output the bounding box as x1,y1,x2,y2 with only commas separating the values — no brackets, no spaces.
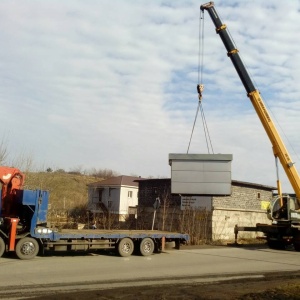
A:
52,229,189,240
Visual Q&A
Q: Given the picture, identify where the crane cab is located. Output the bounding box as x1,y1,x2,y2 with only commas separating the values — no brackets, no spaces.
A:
267,195,300,223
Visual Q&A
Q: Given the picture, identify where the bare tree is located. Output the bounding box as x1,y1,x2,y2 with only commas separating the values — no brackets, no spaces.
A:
85,168,119,179
0,137,9,165
9,150,34,172
68,165,83,175
178,207,212,245
160,187,171,231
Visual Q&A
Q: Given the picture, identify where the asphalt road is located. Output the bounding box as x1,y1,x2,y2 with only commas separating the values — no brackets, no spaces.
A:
0,245,299,299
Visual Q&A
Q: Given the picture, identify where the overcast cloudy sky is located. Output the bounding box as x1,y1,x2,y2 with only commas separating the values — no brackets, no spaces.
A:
1,0,299,192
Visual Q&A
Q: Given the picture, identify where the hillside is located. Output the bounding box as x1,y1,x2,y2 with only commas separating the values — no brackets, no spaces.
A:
24,171,100,213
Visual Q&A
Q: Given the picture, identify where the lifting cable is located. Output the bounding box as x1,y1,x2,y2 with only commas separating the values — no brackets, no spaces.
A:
187,10,214,154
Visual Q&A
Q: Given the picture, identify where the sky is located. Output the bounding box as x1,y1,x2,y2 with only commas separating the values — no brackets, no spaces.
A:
1,0,300,193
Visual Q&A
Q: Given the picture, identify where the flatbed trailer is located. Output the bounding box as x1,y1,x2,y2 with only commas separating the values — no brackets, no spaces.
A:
0,189,189,259
41,229,188,257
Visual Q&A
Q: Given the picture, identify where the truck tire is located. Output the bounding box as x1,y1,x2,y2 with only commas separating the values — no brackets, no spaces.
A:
117,238,134,257
139,238,154,256
0,237,5,257
294,242,300,252
267,237,285,250
15,237,39,260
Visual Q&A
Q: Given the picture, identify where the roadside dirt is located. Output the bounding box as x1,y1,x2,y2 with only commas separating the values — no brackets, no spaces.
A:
23,271,300,300
3,244,299,300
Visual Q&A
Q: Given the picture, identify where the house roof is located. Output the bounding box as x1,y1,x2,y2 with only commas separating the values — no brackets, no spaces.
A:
88,175,143,188
231,180,277,191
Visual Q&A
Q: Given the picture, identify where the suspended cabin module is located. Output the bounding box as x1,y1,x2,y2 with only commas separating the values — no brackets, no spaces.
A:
169,154,233,195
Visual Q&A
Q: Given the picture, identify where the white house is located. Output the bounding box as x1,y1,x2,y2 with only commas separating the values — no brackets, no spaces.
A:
87,175,142,221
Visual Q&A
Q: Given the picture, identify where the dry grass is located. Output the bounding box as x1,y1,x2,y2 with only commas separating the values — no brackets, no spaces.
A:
24,171,99,210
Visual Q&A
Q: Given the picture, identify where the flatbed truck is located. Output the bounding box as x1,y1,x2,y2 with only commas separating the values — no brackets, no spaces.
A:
0,170,189,259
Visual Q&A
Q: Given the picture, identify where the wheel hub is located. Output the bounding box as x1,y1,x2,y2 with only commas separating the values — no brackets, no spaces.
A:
121,242,131,253
21,242,36,255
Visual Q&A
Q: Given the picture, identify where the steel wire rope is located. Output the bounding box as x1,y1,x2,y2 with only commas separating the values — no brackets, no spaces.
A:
200,102,214,153
187,9,214,154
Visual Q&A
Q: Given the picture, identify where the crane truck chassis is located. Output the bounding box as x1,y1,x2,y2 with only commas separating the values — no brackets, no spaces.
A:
200,2,300,251
0,168,189,260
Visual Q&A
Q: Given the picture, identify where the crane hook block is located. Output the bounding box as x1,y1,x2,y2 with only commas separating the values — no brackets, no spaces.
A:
197,84,204,100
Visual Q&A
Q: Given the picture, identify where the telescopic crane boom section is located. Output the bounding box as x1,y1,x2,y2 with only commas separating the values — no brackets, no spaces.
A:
200,2,300,202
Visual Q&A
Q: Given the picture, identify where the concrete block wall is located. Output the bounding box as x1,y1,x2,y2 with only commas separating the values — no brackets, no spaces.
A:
212,208,270,241
212,185,273,210
211,184,273,241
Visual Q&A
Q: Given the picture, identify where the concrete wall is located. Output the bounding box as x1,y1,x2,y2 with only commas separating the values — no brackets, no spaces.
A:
212,208,270,241
87,187,101,212
119,186,139,216
87,187,120,213
212,184,272,241
213,184,272,210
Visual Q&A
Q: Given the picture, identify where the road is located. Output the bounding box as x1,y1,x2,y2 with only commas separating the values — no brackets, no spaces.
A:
0,245,299,299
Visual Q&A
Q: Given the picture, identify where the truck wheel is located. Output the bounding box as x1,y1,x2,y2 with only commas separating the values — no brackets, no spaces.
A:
139,238,154,256
294,242,300,252
267,239,285,250
0,237,5,257
15,237,39,260
117,238,134,257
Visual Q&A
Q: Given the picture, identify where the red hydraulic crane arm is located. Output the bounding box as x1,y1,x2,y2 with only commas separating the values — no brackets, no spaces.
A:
200,2,300,201
0,166,25,216
0,166,25,196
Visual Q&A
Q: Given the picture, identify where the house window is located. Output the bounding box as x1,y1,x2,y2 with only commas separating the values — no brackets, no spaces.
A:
108,200,112,208
257,192,261,199
128,191,133,198
92,188,103,204
98,188,103,202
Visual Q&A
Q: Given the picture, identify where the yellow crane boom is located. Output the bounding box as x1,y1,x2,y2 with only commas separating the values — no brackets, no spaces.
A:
200,2,300,203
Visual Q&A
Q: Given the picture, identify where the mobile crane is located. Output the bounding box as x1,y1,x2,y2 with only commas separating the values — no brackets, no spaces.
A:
200,2,300,250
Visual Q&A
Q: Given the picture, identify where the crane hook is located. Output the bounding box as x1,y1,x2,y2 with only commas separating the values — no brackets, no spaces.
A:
197,84,204,101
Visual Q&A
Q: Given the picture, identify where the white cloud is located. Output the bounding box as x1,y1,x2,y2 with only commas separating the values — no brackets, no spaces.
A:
0,0,299,193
